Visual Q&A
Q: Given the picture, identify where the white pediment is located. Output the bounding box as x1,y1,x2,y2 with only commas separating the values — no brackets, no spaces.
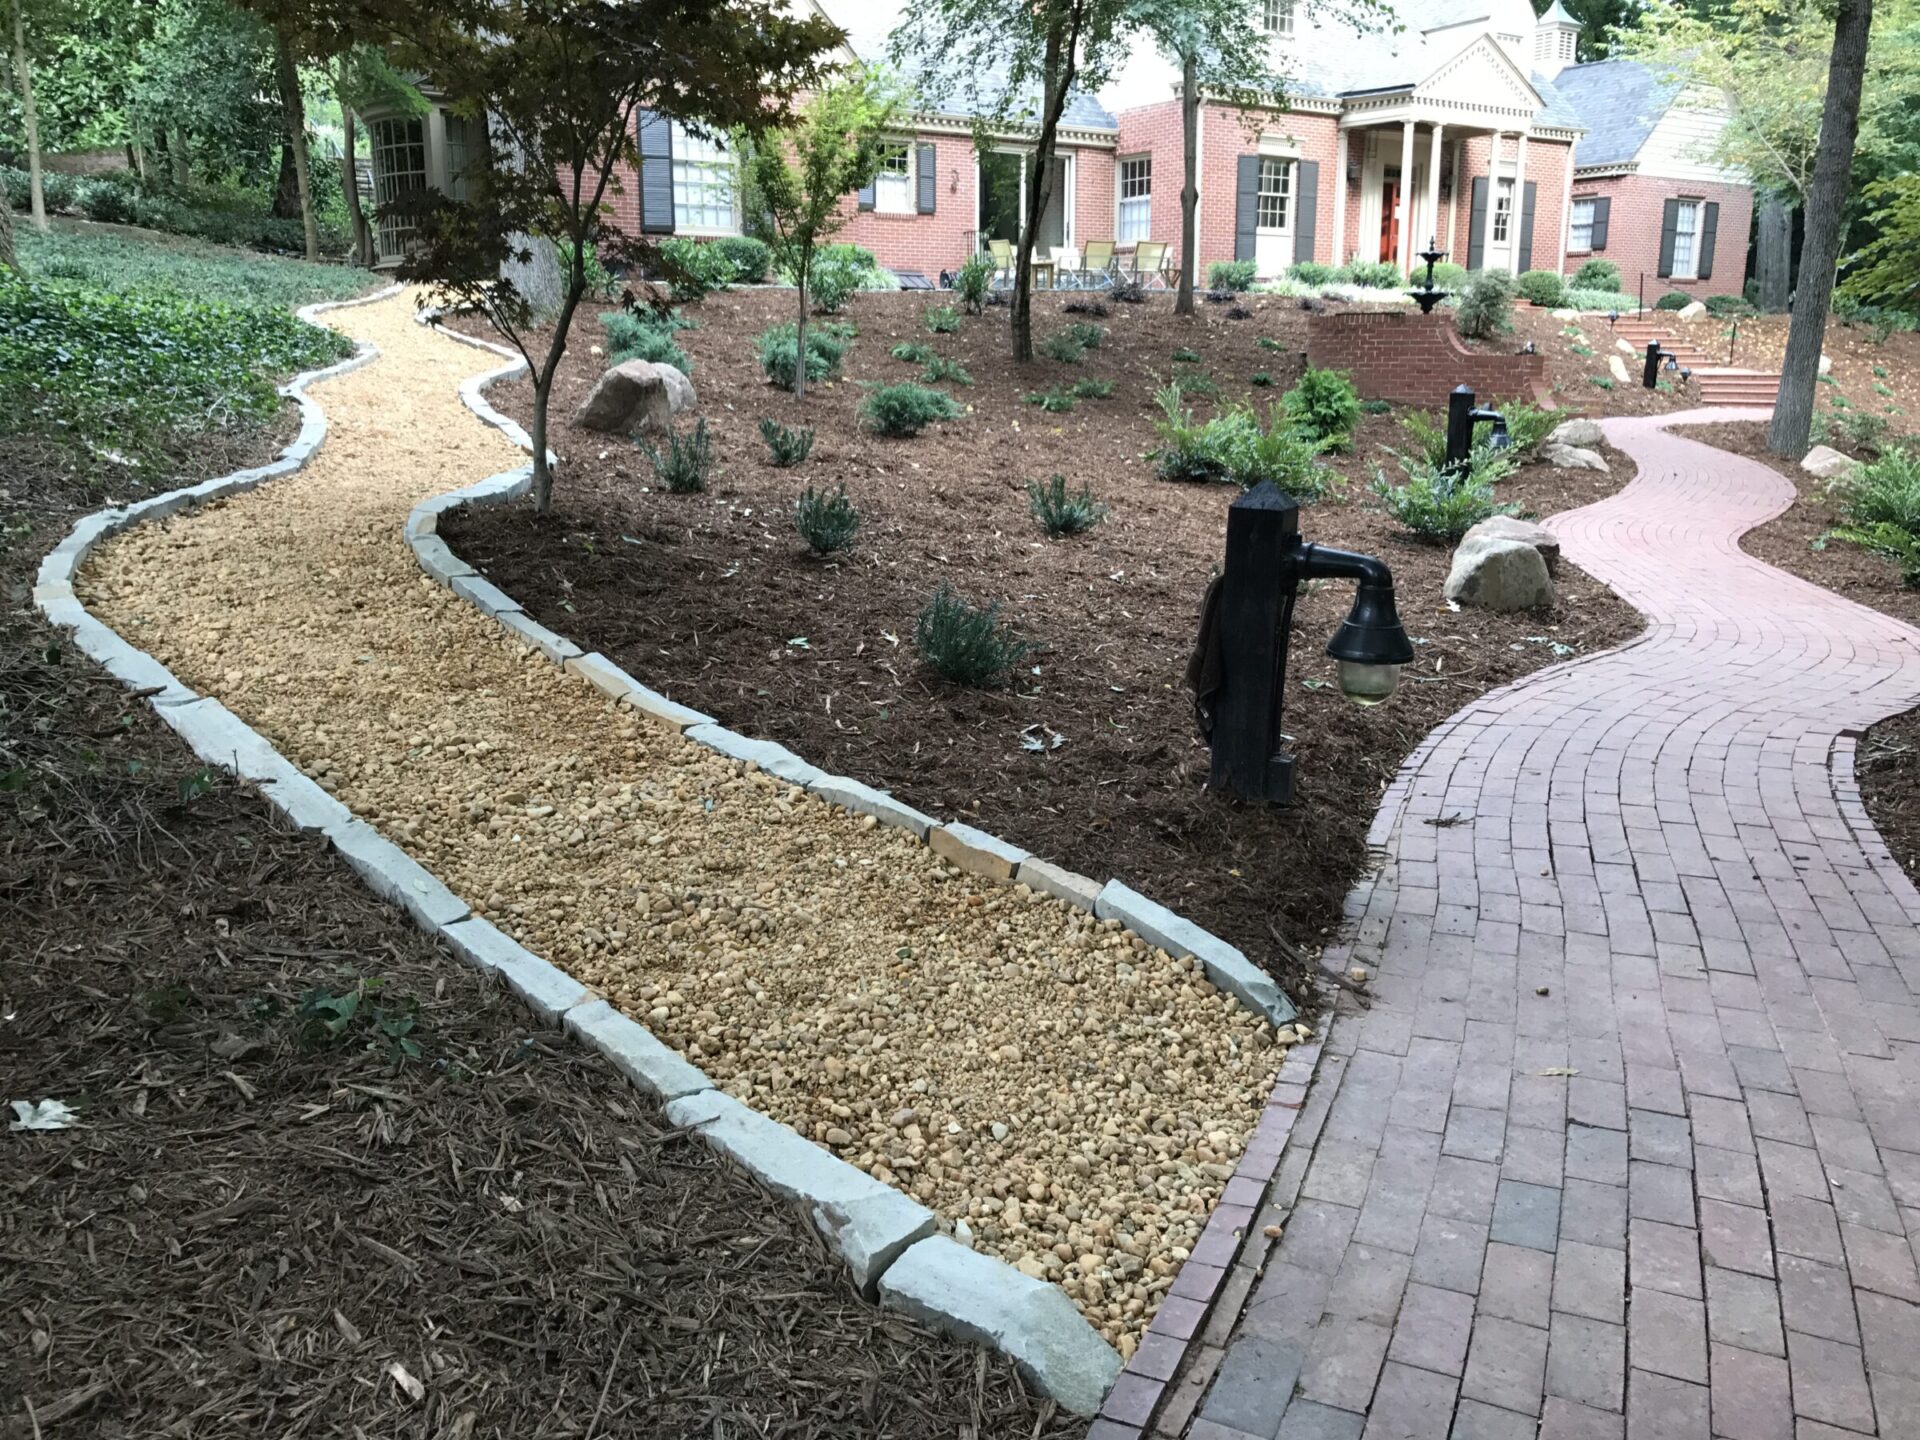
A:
1414,33,1541,113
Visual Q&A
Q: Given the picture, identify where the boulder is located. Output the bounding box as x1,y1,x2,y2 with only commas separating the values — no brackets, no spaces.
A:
654,362,697,414
1542,440,1610,473
574,359,673,434
1617,338,1639,356
1462,515,1562,575
1801,444,1858,480
1445,535,1555,612
1678,301,1706,319
1818,353,1833,377
1548,418,1605,448
1608,353,1631,384
1550,307,1579,320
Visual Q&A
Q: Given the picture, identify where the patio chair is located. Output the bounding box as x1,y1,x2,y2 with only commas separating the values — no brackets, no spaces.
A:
1078,239,1115,288
987,237,1014,287
1129,240,1172,288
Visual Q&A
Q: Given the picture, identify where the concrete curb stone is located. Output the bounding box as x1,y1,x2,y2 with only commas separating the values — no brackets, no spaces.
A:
495,610,583,663
806,773,937,840
930,820,1029,881
1016,856,1104,909
684,722,824,788
329,818,472,931
1095,879,1298,1027
564,998,714,1101
450,572,524,617
438,916,592,1022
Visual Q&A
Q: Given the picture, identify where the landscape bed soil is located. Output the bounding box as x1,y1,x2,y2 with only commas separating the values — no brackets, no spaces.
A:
445,289,1647,1002
1672,419,1920,893
3,409,1075,1439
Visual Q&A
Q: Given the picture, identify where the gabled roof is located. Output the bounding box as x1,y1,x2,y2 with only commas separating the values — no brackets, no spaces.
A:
1549,59,1679,166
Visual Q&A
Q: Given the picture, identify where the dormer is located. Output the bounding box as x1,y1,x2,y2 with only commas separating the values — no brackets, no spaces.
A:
1533,0,1581,78
1260,0,1296,40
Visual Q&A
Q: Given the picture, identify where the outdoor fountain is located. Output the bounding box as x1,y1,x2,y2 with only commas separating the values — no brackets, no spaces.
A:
1407,239,1451,314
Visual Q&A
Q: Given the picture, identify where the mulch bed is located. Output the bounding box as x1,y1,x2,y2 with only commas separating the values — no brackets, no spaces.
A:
1671,419,1920,892
1,411,1076,1439
443,290,1646,1005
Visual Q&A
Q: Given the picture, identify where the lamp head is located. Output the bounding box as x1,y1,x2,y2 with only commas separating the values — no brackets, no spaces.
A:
1326,580,1415,707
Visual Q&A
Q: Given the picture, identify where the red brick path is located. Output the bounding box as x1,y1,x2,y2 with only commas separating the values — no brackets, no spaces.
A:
1107,411,1920,1440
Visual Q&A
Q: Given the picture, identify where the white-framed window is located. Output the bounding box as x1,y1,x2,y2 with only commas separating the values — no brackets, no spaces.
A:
371,115,425,263
1671,198,1701,279
1257,156,1292,230
1118,155,1152,243
1262,0,1295,33
875,143,913,214
1492,178,1514,244
1569,196,1595,251
671,122,734,232
443,112,485,202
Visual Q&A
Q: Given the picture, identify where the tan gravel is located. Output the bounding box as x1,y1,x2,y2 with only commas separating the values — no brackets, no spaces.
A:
78,290,1286,1353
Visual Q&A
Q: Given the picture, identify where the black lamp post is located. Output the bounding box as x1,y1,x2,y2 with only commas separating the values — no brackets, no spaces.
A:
1195,482,1415,806
1444,384,1510,473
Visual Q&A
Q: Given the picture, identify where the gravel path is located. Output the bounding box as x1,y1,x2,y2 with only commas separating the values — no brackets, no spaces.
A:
78,291,1285,1356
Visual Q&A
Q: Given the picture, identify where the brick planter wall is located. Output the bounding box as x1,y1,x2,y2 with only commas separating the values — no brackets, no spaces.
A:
1306,310,1550,406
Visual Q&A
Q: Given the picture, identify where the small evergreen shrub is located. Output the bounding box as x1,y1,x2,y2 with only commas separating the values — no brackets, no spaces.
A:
1430,261,1468,290
1172,347,1202,363
955,254,993,314
861,382,962,437
1042,330,1087,363
924,304,962,334
1256,337,1286,351
640,419,713,493
1025,386,1077,412
1028,474,1107,536
755,322,848,389
1340,259,1403,289
759,417,814,467
1289,260,1337,285
1828,522,1920,585
602,309,692,373
660,237,737,299
1208,260,1257,292
77,178,135,224
1063,298,1111,317
807,243,883,312
1374,451,1519,542
1826,408,1894,456
1655,290,1693,311
1499,399,1559,461
1572,259,1622,292
712,235,770,283
1361,399,1393,414
1070,377,1113,399
1251,371,1273,387
1517,269,1566,307
1110,278,1148,303
1062,321,1106,350
794,483,859,553
915,585,1035,688
1455,269,1516,339
1705,294,1754,318
1283,366,1361,453
891,341,935,364
1833,446,1920,529
921,354,973,386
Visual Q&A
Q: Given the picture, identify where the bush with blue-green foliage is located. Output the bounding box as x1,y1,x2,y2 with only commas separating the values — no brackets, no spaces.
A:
802,243,889,312
1374,448,1519,542
601,308,692,373
1152,385,1333,498
1561,288,1640,313
710,235,770,283
860,381,962,437
1827,447,1920,585
1655,291,1693,311
755,320,851,389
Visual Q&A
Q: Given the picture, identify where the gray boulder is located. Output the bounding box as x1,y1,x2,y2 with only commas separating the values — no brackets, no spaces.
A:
1801,444,1857,480
654,363,697,414
1548,418,1604,448
1542,440,1610,473
574,359,674,434
1462,515,1561,575
1445,535,1555,612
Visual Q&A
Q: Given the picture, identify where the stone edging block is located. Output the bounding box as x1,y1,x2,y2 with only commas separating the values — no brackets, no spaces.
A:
438,916,590,1022
1095,879,1298,1027
684,722,823,788
1016,856,1104,909
665,1088,939,1297
878,1236,1124,1417
564,997,714,1101
330,819,472,930
930,820,1029,881
806,773,936,840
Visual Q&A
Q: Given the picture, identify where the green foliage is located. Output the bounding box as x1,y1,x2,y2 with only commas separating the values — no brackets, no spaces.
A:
15,228,368,310
639,419,714,493
1283,366,1361,453
860,381,962,437
1172,347,1202,363
921,354,973,386
891,341,935,363
1374,452,1520,542
295,979,425,1064
1816,407,1894,456
1590,375,1616,390
1152,386,1331,497
1828,522,1920,584
1042,329,1087,363
560,241,619,300
1705,294,1755,318
1429,261,1469,290
1572,259,1622,292
1070,377,1113,399
759,417,815,466
1028,474,1107,536
924,304,963,334
755,321,848,389
711,234,771,283
914,585,1034,688
1208,260,1257,292
1,166,350,254
1655,290,1693,311
1025,386,1078,412
807,243,887,312
1289,260,1337,285
1843,176,1920,316
1832,446,1920,529
1517,269,1566,307
1061,321,1106,350
954,253,994,314
794,483,860,552
1251,371,1273,387
1339,259,1404,289
602,308,692,372
1832,292,1920,339
1562,288,1640,312
1455,269,1516,339
661,237,740,300
1499,400,1559,462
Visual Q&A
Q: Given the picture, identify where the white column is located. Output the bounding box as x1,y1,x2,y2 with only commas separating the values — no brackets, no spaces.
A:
1448,137,1464,257
1331,128,1349,268
1396,118,1416,277
1480,129,1502,271
1511,129,1529,275
1425,122,1445,257
1555,134,1573,276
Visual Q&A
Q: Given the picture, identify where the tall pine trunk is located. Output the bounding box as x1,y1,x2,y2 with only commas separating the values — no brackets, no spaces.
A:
1754,198,1793,312
274,31,320,261
1174,50,1198,318
339,104,372,266
11,0,47,232
0,182,16,268
1767,0,1871,459
1012,22,1071,364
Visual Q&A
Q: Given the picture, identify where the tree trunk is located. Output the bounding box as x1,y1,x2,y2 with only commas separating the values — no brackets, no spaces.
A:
1754,197,1792,312
1767,0,1872,460
11,0,48,232
794,270,809,398
0,182,15,269
339,103,372,267
274,32,320,261
272,143,301,217
530,273,588,515
1175,50,1199,318
1012,21,1072,364
168,125,190,187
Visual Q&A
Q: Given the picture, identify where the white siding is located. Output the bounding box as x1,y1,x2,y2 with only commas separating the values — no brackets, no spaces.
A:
1634,86,1745,184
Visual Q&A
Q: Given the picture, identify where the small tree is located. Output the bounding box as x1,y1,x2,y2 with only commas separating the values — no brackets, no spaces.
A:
7,0,49,233
737,66,901,399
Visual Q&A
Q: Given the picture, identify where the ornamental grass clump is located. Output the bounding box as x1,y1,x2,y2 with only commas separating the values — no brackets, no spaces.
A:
915,585,1035,688
794,483,860,553
1028,474,1107,537
860,381,962,437
640,418,713,493
1374,450,1519,542
890,341,935,364
759,417,814,467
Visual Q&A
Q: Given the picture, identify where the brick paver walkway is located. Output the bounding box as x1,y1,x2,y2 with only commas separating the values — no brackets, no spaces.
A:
1194,413,1920,1440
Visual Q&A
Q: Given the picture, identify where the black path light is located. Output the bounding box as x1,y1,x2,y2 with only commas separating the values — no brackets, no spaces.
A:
1188,483,1415,806
1444,385,1510,473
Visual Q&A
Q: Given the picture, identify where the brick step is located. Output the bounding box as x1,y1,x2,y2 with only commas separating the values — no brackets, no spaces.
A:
1695,369,1781,406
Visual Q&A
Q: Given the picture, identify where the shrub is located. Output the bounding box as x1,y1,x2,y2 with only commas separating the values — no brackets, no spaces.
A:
1172,347,1202,363
759,417,814,467
1562,288,1640,313
1025,386,1077,412
562,241,619,300
755,322,848,389
1208,260,1257,292
1061,321,1106,350
1572,259,1622,292
639,418,713,493
1029,474,1107,536
77,177,135,224
1151,388,1330,497
794,483,859,552
602,309,691,373
924,304,962,334
1042,329,1086,363
1289,260,1337,285
954,253,993,314
861,381,962,437
1374,451,1519,542
1832,446,1920,530
1152,384,1223,482
1070,377,1112,399
1455,269,1516,339
808,243,882,312
1251,371,1273,387
1828,522,1920,585
1283,366,1361,453
1430,261,1468,290
660,236,737,299
1340,259,1403,289
1110,277,1147,303
1517,269,1566,307
1705,294,1754,318
915,585,1035,688
1499,399,1559,461
890,341,935,364
711,234,770,283
1824,408,1894,456
922,353,973,386
1655,290,1693,311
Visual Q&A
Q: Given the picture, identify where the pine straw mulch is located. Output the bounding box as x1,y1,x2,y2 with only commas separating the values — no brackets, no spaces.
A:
0,413,1080,1440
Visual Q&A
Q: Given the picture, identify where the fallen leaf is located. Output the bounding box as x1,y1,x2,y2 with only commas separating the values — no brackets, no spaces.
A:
1539,1067,1578,1077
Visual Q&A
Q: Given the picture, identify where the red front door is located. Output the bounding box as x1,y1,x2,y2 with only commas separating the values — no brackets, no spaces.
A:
1379,179,1400,263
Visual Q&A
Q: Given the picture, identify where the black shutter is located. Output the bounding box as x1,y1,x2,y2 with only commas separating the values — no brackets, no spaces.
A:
637,109,674,234
1657,198,1680,278
1589,196,1610,250
1234,155,1259,262
1697,200,1719,279
857,177,875,211
1518,181,1537,272
1468,176,1487,271
1292,159,1318,269
916,144,936,214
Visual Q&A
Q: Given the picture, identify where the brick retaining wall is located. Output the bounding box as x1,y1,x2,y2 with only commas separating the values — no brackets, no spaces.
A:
1305,310,1550,407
